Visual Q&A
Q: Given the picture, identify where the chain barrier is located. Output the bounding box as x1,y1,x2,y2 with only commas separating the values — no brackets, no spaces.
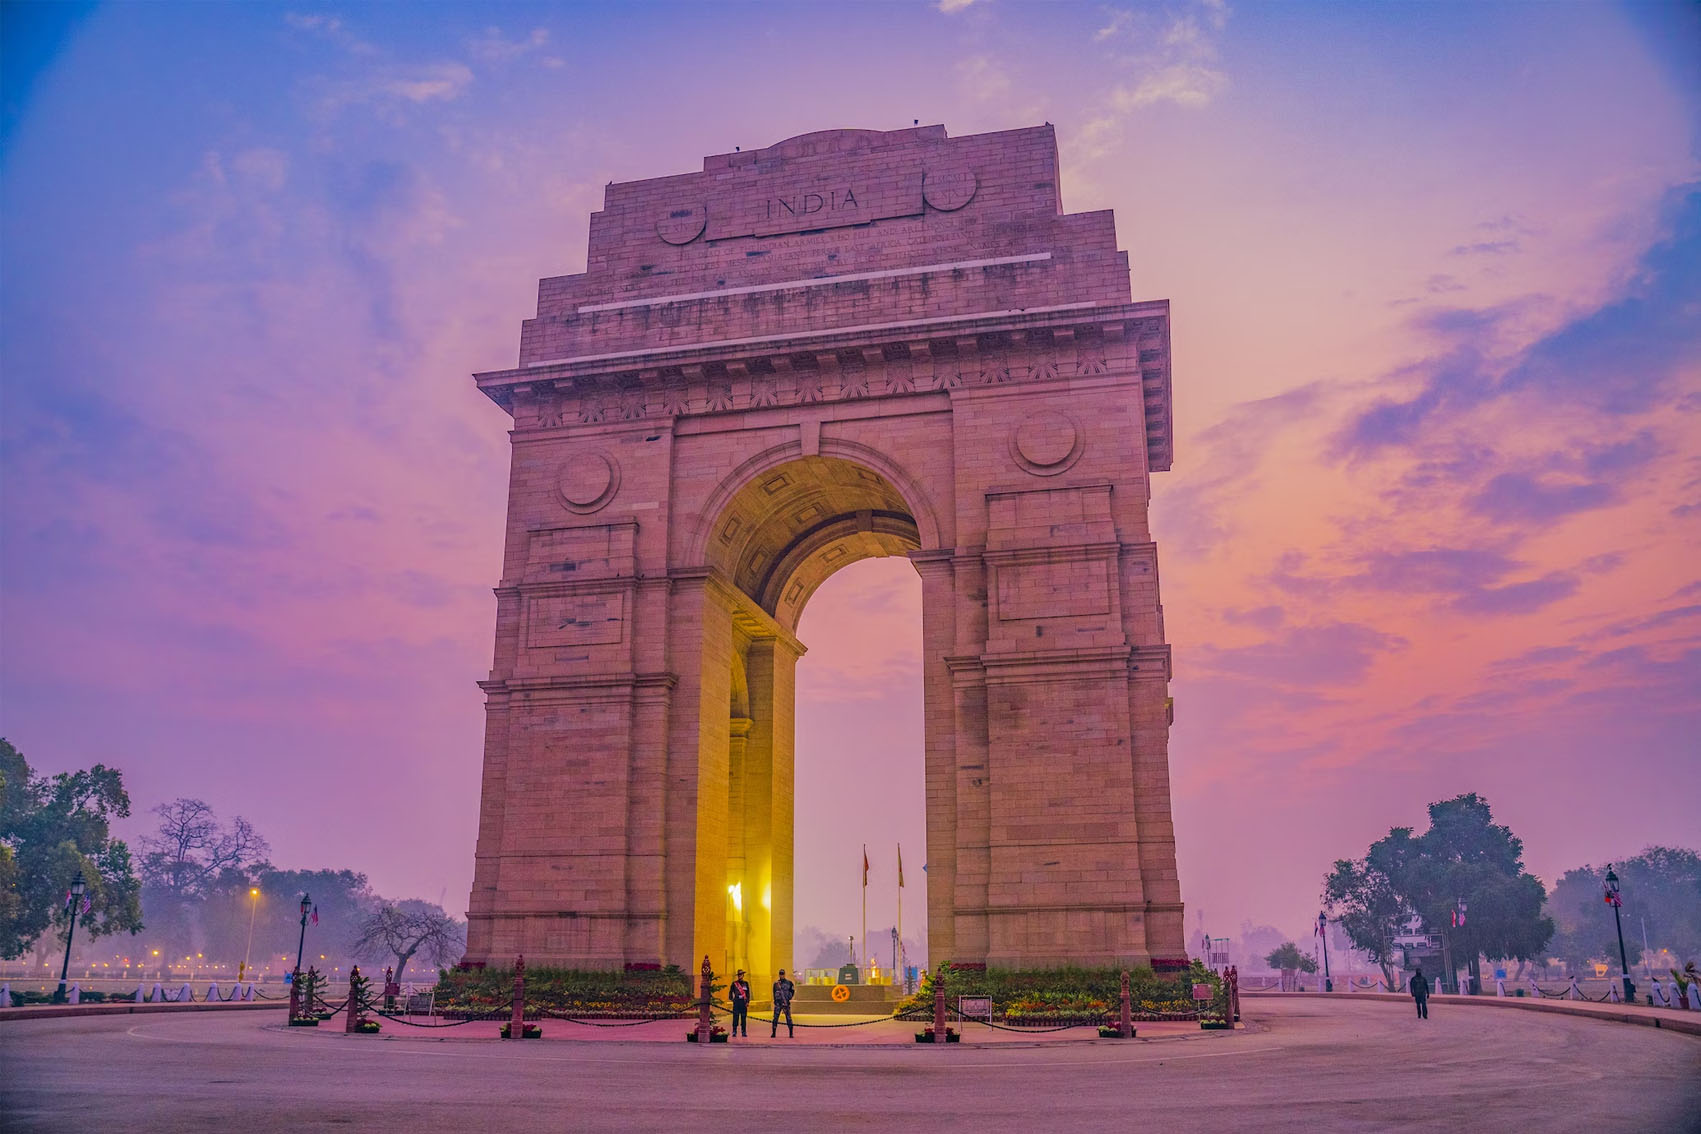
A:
700,998,1101,1033
942,1005,1096,1033
539,1008,694,1028
708,998,912,1030
371,1005,513,1028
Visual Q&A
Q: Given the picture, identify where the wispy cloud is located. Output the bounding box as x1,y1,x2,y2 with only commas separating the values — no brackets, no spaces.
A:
376,62,474,104
938,0,980,13
1344,186,1701,457
1450,239,1521,256
1070,0,1232,161
955,55,1012,103
1101,0,1230,110
284,11,375,54
467,27,550,63
1111,62,1227,110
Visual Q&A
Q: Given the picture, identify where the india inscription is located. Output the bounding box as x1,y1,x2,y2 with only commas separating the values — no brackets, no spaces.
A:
464,124,1185,987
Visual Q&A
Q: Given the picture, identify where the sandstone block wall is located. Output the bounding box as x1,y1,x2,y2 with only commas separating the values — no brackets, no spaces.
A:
465,124,1184,980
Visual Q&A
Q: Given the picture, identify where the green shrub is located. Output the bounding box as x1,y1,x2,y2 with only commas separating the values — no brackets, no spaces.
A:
894,960,1227,1021
436,965,694,1018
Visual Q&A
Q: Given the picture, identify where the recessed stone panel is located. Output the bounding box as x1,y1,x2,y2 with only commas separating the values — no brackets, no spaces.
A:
526,592,625,648
996,560,1112,622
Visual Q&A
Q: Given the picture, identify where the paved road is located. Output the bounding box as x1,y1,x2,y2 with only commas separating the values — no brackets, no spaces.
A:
2,997,1696,1132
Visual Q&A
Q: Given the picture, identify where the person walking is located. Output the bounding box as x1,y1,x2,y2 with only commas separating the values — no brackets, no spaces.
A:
729,970,751,1037
771,968,796,1038
1410,966,1430,1020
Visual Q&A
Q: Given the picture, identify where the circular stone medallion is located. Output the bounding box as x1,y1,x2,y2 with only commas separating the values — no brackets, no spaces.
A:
922,165,978,212
656,203,707,245
1010,412,1083,476
557,451,620,513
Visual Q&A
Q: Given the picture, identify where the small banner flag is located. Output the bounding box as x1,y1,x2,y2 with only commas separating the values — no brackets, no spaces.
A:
81,895,92,916
862,846,869,889
897,845,904,889
310,905,319,927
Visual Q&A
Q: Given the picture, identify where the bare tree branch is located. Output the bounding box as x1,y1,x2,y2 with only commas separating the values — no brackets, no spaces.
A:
140,798,272,899
350,903,465,978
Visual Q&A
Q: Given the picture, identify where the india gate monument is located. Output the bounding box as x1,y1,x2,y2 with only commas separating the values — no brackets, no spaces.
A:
462,124,1184,986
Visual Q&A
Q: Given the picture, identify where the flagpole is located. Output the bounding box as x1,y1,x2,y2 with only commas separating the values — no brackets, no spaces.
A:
896,843,904,988
861,844,868,981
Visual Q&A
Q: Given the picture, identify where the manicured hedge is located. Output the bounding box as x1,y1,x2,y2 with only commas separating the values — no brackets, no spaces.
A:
435,965,695,1018
894,960,1225,1023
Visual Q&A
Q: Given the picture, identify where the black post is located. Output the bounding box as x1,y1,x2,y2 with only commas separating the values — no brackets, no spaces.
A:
1605,867,1633,1003
295,893,312,972
54,871,87,1003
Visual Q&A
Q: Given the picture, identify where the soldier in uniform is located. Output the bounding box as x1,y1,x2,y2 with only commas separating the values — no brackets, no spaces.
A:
771,969,796,1038
729,970,751,1037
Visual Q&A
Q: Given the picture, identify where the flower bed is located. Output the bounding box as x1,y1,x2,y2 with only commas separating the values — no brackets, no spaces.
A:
894,961,1227,1024
435,965,695,1019
500,1022,543,1039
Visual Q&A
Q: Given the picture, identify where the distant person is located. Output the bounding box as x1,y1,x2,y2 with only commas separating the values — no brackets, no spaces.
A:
729,970,751,1037
771,969,796,1038
1410,966,1430,1020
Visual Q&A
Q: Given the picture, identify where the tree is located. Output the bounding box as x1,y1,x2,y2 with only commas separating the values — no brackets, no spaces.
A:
1324,854,1409,988
0,738,144,959
350,901,465,981
1323,793,1553,993
1545,846,1701,972
140,798,270,900
137,797,271,965
251,867,376,974
1410,795,1553,991
1265,941,1318,990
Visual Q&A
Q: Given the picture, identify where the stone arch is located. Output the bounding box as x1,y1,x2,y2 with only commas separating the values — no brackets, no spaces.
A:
463,122,1186,987
684,437,944,574
699,453,933,635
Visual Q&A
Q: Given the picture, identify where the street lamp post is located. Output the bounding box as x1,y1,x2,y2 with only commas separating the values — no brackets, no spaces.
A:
239,888,260,984
54,870,87,1003
1604,866,1633,1003
1317,911,1333,992
295,893,312,973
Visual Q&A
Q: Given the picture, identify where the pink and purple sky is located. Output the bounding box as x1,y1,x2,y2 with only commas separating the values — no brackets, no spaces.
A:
3,1,1697,956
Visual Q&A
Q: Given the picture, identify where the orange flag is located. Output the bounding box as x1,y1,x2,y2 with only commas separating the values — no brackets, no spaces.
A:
862,845,869,888
898,844,904,888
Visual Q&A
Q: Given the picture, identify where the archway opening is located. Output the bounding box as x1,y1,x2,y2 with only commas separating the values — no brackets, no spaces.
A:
792,557,927,983
700,455,931,993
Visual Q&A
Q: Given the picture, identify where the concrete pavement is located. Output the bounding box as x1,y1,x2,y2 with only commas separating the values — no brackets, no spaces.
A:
1,995,1696,1132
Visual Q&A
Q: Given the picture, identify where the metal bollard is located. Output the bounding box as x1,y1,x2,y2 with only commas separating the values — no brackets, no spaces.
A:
345,965,362,1033
1119,970,1133,1038
509,955,526,1039
695,955,715,1044
932,966,949,1042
